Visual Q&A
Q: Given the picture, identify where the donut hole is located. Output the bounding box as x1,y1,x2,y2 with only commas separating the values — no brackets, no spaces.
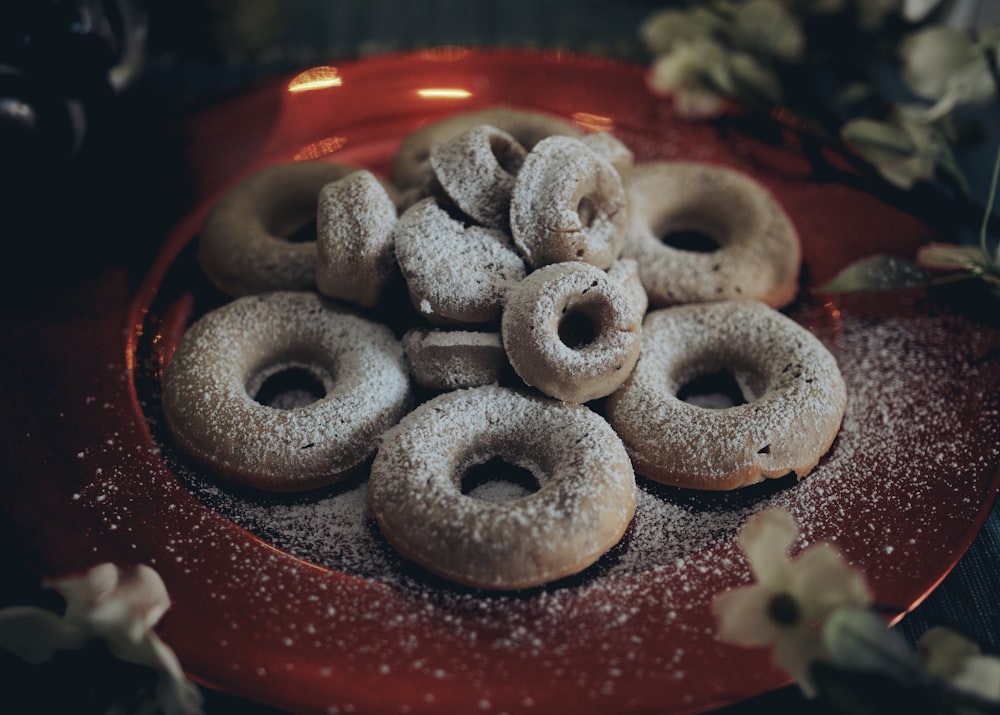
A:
490,134,525,176
269,208,318,244
577,195,599,230
654,215,723,253
661,229,720,253
249,363,330,409
460,457,541,502
558,306,600,349
677,369,749,409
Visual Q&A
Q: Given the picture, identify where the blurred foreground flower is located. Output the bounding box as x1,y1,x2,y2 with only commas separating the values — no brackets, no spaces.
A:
711,507,871,695
0,562,202,715
901,25,999,117
921,627,1000,703
841,110,940,189
713,508,1000,713
641,1,793,118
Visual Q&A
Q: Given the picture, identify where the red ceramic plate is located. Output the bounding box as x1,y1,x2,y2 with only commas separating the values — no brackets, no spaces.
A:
3,49,1000,715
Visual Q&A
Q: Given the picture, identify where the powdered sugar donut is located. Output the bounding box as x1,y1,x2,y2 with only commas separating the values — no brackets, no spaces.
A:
581,131,634,182
403,328,508,391
392,106,582,195
198,160,357,297
316,170,398,308
621,161,801,308
510,135,628,270
393,198,526,325
607,258,649,320
606,300,846,490
162,291,412,492
502,262,642,403
368,386,637,590
429,124,527,230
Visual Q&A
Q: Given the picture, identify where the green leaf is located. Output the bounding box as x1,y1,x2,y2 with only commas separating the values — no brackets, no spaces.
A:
822,607,922,682
818,255,931,293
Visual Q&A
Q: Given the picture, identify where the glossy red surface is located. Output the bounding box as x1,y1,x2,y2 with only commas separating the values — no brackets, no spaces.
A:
2,49,999,715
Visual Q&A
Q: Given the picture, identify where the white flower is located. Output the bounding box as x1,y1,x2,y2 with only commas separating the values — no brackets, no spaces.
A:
0,563,202,715
841,112,939,188
647,38,736,119
919,626,1000,703
639,7,718,55
729,0,806,62
711,508,872,696
900,26,997,114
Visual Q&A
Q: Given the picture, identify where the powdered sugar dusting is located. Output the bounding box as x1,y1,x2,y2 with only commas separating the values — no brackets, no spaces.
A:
162,297,1000,596
393,198,526,324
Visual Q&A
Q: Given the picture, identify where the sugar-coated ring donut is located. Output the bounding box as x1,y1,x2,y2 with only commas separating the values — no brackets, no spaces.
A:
403,328,508,391
316,170,399,308
392,106,582,195
393,198,526,325
581,131,634,182
368,386,637,590
607,258,649,320
429,124,527,230
606,300,846,491
161,291,412,492
502,262,642,403
621,161,801,308
198,161,358,297
510,135,628,270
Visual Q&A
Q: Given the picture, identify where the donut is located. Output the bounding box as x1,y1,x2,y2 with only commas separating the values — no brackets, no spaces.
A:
606,300,846,490
509,135,628,270
316,170,399,308
429,124,527,230
393,198,526,325
607,258,649,320
161,291,412,492
621,161,801,308
581,131,634,182
502,262,642,403
367,386,637,590
392,106,583,195
402,328,508,391
197,160,358,297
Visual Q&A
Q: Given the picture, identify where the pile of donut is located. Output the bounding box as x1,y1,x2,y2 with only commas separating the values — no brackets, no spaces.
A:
161,107,847,591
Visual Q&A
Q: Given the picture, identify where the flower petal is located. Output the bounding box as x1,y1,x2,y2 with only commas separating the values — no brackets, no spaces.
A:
712,585,779,646
917,242,986,271
841,116,937,189
919,625,982,678
89,564,171,643
0,606,89,663
731,0,806,62
949,655,1000,701
789,544,871,619
773,628,827,697
900,26,984,101
48,562,120,624
640,9,714,54
739,508,798,586
902,0,944,22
